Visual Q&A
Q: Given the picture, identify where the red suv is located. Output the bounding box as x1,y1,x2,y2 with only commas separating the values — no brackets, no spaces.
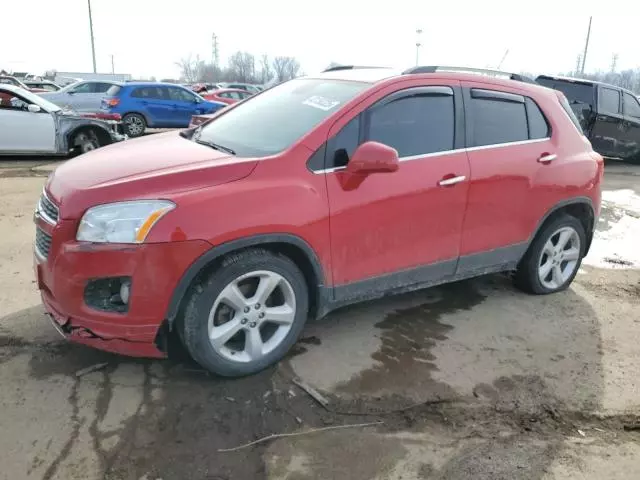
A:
34,66,603,377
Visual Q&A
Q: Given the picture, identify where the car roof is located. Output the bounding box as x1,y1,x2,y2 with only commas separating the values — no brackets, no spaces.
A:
537,74,638,96
307,66,550,96
123,82,186,88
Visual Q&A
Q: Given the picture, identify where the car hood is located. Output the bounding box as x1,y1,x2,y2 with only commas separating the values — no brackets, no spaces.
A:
47,131,259,219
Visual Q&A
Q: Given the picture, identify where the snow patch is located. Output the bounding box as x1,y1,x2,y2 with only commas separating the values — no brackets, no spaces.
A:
583,189,640,269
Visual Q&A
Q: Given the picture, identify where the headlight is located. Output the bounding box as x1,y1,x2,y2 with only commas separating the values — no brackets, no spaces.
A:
76,200,175,243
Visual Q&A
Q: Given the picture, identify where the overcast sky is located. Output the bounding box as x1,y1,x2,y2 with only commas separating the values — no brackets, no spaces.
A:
2,1,639,80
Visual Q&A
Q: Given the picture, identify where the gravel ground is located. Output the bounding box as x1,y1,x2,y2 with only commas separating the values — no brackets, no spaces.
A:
0,159,638,480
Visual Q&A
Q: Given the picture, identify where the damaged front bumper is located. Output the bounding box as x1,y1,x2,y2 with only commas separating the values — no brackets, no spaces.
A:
34,210,212,358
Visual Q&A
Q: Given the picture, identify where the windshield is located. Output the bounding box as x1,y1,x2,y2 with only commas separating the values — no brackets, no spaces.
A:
12,87,61,112
195,78,369,156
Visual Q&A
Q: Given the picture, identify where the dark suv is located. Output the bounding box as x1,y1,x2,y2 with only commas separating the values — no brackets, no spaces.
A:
537,75,640,163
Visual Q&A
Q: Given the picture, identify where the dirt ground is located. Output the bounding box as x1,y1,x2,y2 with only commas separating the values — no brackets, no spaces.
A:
0,159,638,480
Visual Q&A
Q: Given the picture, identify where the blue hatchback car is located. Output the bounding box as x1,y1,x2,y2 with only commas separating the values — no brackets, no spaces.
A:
101,82,226,137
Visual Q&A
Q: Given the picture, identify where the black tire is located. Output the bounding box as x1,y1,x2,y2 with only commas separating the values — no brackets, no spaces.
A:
72,129,100,155
122,113,146,137
182,248,309,377
514,214,586,294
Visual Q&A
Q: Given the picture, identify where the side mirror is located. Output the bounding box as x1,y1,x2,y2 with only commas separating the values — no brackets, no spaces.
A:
27,104,41,113
346,141,399,175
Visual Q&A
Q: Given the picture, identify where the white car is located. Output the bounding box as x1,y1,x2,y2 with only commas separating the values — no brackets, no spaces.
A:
0,84,125,156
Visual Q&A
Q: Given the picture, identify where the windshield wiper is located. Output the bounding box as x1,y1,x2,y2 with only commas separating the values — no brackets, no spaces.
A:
195,138,236,155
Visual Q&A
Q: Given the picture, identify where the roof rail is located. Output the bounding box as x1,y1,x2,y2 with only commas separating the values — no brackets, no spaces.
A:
322,65,389,72
402,66,536,84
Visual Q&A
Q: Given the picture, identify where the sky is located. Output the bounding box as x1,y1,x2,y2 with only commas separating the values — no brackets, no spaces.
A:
2,0,640,80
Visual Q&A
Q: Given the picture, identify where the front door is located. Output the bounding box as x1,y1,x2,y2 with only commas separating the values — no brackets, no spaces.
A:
0,92,55,153
167,87,201,127
325,83,470,299
621,91,640,161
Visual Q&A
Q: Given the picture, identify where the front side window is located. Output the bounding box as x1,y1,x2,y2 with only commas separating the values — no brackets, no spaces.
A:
196,78,369,157
71,83,93,94
169,87,196,102
599,87,621,115
471,95,528,147
367,94,455,157
0,93,31,111
623,92,640,118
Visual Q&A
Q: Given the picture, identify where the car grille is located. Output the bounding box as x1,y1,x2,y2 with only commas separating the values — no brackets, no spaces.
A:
35,227,52,259
39,193,59,224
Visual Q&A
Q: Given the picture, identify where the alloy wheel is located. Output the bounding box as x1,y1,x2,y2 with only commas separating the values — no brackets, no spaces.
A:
537,226,581,289
207,270,296,363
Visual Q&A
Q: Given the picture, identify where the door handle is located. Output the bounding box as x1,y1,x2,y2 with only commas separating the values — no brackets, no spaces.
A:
538,153,557,164
438,175,466,186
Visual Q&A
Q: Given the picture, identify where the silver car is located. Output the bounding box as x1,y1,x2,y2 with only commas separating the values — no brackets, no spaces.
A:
39,80,120,112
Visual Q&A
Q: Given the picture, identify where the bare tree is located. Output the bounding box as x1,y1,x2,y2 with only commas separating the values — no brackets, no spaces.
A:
175,54,200,83
272,56,301,82
228,51,256,83
260,55,273,84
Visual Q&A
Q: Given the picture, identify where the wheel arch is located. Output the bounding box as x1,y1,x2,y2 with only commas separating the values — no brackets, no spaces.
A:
165,234,329,330
66,125,113,150
528,197,596,257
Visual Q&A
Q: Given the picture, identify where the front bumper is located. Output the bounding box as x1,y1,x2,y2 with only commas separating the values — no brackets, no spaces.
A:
34,216,210,357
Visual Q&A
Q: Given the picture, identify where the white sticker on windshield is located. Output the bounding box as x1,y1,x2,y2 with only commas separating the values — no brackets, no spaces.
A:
302,95,341,111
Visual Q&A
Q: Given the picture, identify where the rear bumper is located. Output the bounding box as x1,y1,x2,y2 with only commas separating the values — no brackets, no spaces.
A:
34,217,211,357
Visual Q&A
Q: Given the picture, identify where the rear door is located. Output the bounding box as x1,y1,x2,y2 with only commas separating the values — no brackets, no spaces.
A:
458,83,553,274
591,86,624,158
621,91,640,161
324,82,470,296
131,86,172,126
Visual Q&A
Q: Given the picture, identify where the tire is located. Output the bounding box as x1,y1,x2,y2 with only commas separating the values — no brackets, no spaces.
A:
182,248,309,377
72,129,100,155
514,214,586,294
122,113,146,137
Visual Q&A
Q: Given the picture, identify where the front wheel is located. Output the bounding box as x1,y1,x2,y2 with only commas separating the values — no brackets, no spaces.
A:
182,249,309,377
514,214,586,294
72,129,101,155
122,113,146,137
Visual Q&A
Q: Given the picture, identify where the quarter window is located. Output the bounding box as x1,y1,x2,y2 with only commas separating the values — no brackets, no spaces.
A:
470,95,528,147
599,88,620,115
623,92,640,118
525,98,550,139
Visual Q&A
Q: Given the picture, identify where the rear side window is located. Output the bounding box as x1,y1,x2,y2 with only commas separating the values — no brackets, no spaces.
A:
106,85,121,96
599,87,621,115
623,92,640,118
94,83,113,93
470,92,528,146
536,77,594,110
525,98,550,139
131,87,166,99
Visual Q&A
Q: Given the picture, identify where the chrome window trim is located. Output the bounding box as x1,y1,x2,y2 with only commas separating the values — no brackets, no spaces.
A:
312,137,551,174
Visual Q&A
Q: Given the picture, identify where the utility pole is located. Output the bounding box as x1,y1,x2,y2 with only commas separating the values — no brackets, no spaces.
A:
575,54,583,76
415,28,422,66
610,53,618,73
212,33,219,69
111,54,115,74
87,0,97,73
581,16,592,74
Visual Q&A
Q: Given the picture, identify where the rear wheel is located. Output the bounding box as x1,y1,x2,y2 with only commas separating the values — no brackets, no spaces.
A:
122,113,146,137
514,214,585,294
182,249,309,377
